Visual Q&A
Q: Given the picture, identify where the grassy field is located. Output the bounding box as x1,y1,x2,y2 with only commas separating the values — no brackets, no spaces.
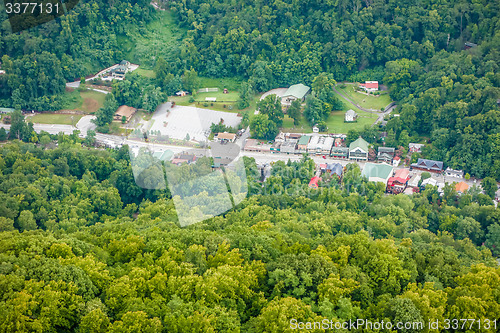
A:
337,85,392,110
197,77,243,91
280,90,378,133
195,90,239,102
30,114,83,125
135,68,156,79
78,90,106,113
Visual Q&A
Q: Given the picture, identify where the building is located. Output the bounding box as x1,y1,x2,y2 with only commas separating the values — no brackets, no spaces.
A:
297,135,310,153
114,105,136,123
345,109,357,122
171,153,196,165
312,125,319,133
409,143,425,153
361,163,394,185
393,156,401,167
309,176,321,189
378,147,395,162
280,140,298,154
407,174,421,192
287,133,302,140
464,42,478,50
307,136,334,155
110,60,131,79
153,150,174,162
421,177,438,190
411,158,444,173
175,91,189,96
445,168,464,179
349,137,369,161
327,163,343,178
387,169,410,194
275,132,286,143
455,181,469,194
281,84,311,105
244,139,260,152
331,147,349,159
271,141,281,152
215,132,236,143
359,81,379,92
334,137,343,147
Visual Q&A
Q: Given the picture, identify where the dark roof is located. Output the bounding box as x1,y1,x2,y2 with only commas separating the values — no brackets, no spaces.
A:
378,147,395,153
412,158,443,171
327,163,343,177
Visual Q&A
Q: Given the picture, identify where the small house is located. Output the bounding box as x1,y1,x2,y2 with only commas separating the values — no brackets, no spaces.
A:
445,168,464,179
345,109,357,122
114,105,136,123
393,156,401,167
308,176,321,189
455,182,469,194
327,163,343,178
359,81,379,92
215,132,236,143
409,143,425,153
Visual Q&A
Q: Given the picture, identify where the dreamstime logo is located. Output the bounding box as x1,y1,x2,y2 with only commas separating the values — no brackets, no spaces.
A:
3,0,79,33
127,105,248,227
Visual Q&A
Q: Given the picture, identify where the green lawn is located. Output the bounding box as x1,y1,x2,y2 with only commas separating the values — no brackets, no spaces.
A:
280,89,377,133
30,114,83,125
194,90,239,102
78,90,106,113
135,68,156,79
337,85,392,110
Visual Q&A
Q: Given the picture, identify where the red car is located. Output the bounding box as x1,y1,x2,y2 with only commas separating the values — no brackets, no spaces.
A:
322,155,326,159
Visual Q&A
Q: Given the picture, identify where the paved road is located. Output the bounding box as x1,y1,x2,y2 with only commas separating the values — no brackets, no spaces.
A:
65,81,110,95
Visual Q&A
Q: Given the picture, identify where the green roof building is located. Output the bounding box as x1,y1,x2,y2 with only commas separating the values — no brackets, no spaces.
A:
361,162,394,185
349,137,369,161
282,84,311,105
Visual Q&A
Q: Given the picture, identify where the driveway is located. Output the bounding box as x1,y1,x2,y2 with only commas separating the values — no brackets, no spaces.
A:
76,115,97,135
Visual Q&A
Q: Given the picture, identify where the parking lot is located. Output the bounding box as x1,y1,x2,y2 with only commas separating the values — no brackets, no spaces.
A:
149,102,241,141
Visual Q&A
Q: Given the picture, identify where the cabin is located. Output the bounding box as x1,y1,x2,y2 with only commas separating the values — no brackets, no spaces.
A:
326,163,343,179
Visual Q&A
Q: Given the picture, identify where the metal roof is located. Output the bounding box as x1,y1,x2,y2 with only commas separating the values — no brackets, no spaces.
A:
349,137,369,152
283,84,310,99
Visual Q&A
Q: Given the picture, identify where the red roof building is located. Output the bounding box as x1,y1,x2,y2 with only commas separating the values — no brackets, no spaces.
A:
387,169,410,193
359,81,379,91
309,176,321,189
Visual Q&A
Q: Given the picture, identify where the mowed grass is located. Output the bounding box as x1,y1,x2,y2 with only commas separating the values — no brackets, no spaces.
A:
30,114,83,125
280,92,377,134
337,85,392,110
79,90,106,113
194,91,239,102
135,68,156,79
197,77,243,91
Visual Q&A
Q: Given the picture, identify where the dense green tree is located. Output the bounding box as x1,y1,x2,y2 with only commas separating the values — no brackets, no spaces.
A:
287,100,302,126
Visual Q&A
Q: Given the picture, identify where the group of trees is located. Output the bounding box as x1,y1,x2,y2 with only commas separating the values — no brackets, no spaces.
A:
0,0,155,110
0,140,499,332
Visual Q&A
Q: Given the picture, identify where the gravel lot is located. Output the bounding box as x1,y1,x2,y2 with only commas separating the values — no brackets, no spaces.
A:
149,102,241,142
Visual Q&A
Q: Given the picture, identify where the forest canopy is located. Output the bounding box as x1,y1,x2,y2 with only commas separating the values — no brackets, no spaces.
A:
0,140,499,332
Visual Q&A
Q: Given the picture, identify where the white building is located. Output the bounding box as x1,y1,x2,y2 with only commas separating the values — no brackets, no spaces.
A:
345,109,357,122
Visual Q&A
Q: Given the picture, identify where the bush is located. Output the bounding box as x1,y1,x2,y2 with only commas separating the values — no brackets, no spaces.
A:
189,96,195,103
